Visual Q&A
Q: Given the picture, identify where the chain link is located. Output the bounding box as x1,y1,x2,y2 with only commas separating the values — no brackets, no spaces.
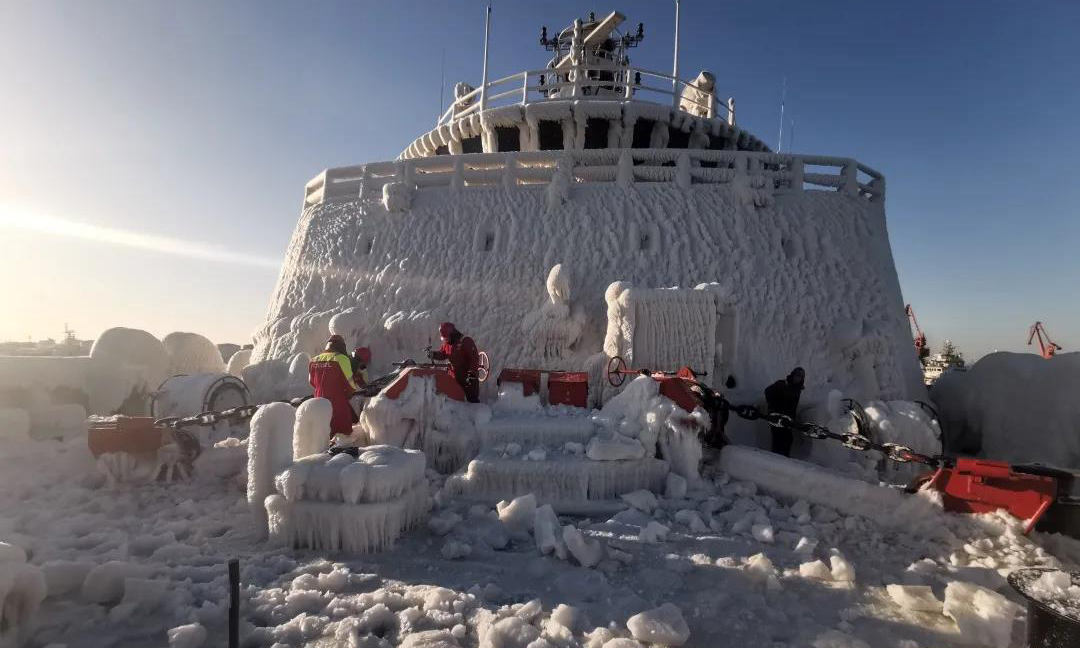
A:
722,402,947,468
153,395,318,430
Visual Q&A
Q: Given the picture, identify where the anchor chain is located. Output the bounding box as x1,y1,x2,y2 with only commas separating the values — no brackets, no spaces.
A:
719,399,947,468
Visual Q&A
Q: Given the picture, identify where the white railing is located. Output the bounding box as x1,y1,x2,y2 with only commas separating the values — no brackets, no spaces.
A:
303,150,884,208
437,65,732,127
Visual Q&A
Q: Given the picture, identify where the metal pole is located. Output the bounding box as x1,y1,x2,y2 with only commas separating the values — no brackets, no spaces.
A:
438,48,445,124
671,0,681,106
228,559,239,648
777,76,786,152
480,3,492,112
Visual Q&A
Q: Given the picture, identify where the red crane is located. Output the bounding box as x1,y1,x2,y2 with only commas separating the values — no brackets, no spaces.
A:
905,304,929,359
1028,321,1063,359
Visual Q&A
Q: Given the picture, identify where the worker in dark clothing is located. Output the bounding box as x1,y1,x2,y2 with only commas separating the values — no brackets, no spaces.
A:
699,375,737,449
429,322,481,403
764,367,805,457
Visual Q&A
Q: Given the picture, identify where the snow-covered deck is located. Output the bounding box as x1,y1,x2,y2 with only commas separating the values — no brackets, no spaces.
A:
304,149,885,209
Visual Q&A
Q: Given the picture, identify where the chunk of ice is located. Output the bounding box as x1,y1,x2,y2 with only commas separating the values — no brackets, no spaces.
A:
626,603,690,646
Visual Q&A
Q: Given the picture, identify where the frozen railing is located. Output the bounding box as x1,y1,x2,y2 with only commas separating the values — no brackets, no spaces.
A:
437,65,733,127
303,150,884,208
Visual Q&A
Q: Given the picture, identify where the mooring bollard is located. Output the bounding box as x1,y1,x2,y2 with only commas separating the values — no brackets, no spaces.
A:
229,559,240,648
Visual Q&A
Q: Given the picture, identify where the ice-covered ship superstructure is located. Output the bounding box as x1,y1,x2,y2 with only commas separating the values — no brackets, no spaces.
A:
251,8,924,426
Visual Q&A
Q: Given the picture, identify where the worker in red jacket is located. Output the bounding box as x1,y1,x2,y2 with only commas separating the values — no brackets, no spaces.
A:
309,335,358,436
429,322,481,403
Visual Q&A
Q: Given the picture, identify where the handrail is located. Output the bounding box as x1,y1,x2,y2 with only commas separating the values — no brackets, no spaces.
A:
436,65,729,127
304,150,884,209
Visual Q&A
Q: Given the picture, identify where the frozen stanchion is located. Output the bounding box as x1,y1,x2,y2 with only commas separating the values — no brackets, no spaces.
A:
229,559,239,648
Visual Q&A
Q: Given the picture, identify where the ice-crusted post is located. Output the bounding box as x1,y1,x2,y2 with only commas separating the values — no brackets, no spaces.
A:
502,153,516,189
841,159,858,195
546,153,572,212
293,398,332,460
247,403,297,538
450,157,464,194
617,150,634,188
727,97,736,126
676,153,692,190
789,156,804,194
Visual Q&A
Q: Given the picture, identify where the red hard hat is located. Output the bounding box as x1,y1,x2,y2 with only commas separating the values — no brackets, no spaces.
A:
354,346,371,364
439,322,456,338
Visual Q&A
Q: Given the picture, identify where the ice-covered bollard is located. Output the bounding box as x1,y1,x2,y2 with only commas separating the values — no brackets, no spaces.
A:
626,603,691,646
293,398,333,460
247,403,297,537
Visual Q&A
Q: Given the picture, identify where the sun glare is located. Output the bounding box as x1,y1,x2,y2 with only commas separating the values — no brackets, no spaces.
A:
0,207,279,269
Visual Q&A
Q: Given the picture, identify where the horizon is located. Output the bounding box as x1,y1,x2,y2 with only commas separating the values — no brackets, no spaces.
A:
1,0,1077,362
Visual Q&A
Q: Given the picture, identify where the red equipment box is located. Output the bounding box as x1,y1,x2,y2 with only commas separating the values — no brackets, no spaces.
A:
497,369,542,397
929,458,1057,534
547,371,589,408
87,417,164,458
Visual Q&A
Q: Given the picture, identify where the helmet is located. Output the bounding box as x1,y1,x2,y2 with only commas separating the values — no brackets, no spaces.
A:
354,346,371,364
439,322,456,339
325,335,347,354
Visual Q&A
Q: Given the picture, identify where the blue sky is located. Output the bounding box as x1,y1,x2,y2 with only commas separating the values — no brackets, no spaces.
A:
1,0,1076,360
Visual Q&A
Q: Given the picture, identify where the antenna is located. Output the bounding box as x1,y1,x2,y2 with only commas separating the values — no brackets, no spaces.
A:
438,47,446,123
671,0,681,103
479,2,492,112
777,76,786,152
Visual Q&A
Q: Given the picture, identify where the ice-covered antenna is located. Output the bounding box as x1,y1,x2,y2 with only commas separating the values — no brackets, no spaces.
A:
479,2,492,112
777,76,786,152
438,48,445,123
671,0,681,101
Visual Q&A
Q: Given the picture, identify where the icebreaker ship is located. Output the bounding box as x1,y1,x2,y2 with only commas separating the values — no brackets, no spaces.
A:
250,9,924,409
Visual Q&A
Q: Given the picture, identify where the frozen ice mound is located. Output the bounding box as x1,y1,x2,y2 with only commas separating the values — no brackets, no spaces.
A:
263,443,431,553
445,454,667,503
266,485,429,553
274,445,426,504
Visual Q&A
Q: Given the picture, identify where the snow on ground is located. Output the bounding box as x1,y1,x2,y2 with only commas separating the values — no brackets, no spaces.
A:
3,428,1080,648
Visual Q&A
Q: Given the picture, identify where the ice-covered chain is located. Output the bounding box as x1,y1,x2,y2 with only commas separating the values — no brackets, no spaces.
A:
723,402,944,468
152,401,299,430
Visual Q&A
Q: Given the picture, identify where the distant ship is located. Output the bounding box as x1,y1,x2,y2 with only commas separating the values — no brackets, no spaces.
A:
923,344,966,386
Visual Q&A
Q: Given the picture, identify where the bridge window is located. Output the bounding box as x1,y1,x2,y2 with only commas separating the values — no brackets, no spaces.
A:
434,145,449,156
584,118,609,149
538,121,563,150
496,126,520,152
461,135,483,154
631,119,655,148
667,127,690,149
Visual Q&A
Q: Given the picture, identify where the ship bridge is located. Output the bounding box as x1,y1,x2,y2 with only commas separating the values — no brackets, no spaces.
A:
399,10,769,160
